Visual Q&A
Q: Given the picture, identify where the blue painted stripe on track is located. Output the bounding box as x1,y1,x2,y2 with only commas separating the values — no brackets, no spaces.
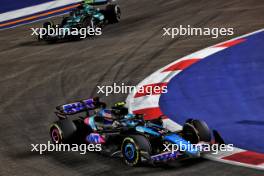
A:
160,31,264,154
0,2,80,30
0,0,54,14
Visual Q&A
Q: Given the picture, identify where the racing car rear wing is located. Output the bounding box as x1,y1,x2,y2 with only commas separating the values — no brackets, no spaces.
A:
56,99,94,116
84,0,112,6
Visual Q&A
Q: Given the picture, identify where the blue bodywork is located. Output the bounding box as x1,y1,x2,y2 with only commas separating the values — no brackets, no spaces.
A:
53,101,210,165
135,126,161,137
151,151,179,161
57,98,95,114
85,109,202,159
164,134,200,157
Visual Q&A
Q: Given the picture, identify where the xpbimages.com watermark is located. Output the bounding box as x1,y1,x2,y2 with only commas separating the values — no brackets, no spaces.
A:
31,25,102,39
162,25,234,39
163,142,234,155
30,141,102,155
97,83,168,96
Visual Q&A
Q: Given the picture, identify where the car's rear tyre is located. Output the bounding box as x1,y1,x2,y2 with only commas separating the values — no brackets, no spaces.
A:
41,21,58,43
50,119,77,144
60,17,69,27
43,22,52,29
182,119,211,143
40,22,52,41
121,135,151,166
105,4,121,24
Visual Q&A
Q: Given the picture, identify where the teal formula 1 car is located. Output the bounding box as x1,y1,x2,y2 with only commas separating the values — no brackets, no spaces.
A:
38,0,121,42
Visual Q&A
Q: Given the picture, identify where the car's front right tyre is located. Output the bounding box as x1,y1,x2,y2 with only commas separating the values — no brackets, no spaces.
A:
105,4,121,24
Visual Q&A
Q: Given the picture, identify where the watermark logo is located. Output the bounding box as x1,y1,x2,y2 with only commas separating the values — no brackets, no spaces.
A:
163,25,234,39
97,83,168,96
31,25,102,39
163,141,234,155
30,141,102,155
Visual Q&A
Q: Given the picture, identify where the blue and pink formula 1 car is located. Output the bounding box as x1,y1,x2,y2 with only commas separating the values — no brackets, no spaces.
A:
49,98,224,166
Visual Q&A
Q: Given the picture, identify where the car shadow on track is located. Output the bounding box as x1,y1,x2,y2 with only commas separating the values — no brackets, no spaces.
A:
16,39,86,47
8,149,208,176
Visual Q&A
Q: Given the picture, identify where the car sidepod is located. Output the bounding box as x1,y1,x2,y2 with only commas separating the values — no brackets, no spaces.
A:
164,133,200,158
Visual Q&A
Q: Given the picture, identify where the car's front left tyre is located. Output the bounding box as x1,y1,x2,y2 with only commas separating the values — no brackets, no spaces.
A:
121,135,151,166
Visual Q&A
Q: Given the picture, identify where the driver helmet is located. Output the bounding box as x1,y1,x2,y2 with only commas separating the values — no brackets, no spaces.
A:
112,101,128,116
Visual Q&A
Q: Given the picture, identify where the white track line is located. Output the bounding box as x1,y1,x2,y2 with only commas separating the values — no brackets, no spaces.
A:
0,0,83,23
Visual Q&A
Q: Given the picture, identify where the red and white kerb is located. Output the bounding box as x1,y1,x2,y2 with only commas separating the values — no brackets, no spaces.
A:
126,29,264,170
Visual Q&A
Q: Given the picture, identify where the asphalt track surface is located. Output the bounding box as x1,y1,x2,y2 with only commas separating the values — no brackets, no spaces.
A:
0,0,264,175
